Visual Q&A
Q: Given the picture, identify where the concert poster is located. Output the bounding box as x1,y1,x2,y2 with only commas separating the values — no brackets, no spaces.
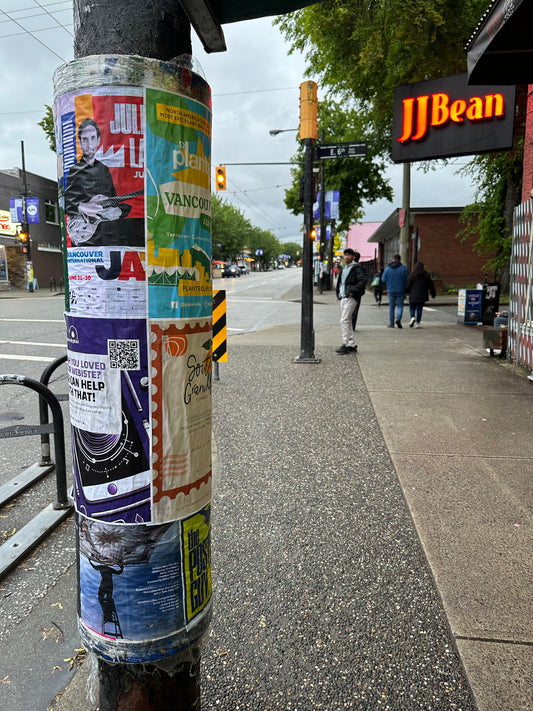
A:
56,87,145,249
150,319,213,524
67,246,147,317
145,86,212,320
66,314,152,524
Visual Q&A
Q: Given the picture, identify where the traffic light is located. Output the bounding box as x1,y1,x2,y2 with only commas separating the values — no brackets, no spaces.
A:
215,166,226,191
299,81,317,140
310,226,317,241
18,223,30,257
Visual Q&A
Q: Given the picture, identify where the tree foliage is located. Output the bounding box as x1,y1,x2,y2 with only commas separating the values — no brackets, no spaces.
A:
211,194,284,263
38,105,55,153
284,101,393,231
275,1,525,280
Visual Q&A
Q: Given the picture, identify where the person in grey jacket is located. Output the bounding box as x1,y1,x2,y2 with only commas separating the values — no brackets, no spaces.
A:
382,254,409,328
335,248,366,353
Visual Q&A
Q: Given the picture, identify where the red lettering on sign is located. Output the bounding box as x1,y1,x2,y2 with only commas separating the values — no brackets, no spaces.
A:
398,91,505,143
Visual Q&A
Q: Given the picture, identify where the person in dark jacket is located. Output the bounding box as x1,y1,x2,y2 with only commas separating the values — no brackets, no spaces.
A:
382,254,409,328
335,248,366,354
406,261,436,328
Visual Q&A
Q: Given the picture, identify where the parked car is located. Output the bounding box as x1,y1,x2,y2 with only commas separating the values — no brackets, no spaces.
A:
237,264,250,275
222,264,241,278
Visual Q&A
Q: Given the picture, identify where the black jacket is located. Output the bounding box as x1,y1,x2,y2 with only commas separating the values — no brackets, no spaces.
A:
336,262,367,300
406,271,436,303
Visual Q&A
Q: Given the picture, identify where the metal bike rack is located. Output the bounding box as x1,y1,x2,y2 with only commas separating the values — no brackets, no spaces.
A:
39,354,68,465
0,374,73,580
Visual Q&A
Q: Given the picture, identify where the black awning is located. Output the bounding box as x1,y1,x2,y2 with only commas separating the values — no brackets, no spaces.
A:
210,0,317,24
466,0,533,84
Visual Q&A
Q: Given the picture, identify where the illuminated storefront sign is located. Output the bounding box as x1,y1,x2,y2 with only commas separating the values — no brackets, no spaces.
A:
0,209,18,236
392,73,515,163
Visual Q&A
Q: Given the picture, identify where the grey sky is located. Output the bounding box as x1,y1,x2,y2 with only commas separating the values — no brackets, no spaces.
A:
1,2,476,243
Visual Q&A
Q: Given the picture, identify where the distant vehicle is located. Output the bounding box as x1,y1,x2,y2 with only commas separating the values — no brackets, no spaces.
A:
277,264,285,269
222,264,241,278
237,264,250,275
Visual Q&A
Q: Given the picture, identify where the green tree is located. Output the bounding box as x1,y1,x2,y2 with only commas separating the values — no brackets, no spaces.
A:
211,194,250,260
276,1,523,285
38,105,55,152
281,241,303,263
284,102,393,230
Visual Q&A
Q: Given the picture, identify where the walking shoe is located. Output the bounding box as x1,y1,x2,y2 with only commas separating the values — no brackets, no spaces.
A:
409,317,416,328
348,345,358,353
387,323,394,328
415,323,421,328
336,345,350,354
396,319,402,328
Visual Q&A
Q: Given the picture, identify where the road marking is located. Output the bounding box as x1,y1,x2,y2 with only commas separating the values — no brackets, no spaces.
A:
0,340,65,348
0,353,55,363
0,318,64,323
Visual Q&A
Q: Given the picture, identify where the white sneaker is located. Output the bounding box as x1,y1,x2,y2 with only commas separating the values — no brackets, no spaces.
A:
415,323,421,328
409,317,415,328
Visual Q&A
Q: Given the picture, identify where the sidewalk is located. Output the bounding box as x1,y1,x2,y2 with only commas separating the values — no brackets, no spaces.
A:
53,287,531,710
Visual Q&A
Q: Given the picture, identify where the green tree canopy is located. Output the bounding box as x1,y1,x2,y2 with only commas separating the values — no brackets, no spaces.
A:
275,0,523,284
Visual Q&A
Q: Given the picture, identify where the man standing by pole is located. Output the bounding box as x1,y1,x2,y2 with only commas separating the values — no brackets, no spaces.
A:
335,248,366,354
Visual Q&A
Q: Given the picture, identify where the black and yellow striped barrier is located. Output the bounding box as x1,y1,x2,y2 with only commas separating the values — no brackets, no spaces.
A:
212,289,227,363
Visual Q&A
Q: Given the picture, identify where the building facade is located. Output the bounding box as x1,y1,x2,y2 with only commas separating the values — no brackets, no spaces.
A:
0,168,62,291
368,206,494,290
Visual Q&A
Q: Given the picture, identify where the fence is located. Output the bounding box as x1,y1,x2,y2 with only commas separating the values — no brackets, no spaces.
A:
509,200,533,372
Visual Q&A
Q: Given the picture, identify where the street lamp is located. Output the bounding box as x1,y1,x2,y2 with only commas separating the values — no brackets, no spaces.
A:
269,128,298,136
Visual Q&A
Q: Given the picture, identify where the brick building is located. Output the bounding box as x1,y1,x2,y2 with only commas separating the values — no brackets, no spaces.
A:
0,168,62,291
368,206,494,290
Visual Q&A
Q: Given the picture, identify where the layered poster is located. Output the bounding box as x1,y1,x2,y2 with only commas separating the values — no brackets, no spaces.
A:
145,86,212,319
150,320,212,523
78,504,211,654
66,314,151,524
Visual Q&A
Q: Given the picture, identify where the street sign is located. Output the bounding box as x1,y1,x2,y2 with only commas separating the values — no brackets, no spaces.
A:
316,142,368,159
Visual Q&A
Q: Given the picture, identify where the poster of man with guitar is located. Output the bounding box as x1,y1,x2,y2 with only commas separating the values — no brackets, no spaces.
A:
65,117,143,247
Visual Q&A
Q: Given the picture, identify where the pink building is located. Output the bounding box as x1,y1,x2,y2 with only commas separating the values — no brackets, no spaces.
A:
345,222,382,261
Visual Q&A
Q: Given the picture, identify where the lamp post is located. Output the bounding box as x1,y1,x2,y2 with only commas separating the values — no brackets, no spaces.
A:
269,121,319,363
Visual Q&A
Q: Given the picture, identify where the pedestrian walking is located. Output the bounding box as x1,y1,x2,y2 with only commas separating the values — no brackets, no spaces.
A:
335,248,366,354
370,268,384,305
382,254,409,328
406,261,436,328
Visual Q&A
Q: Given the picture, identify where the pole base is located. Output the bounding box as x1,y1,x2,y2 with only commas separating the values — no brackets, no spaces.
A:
293,355,321,364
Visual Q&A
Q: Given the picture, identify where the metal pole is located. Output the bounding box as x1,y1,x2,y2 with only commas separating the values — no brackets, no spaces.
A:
20,141,33,293
295,138,320,363
400,161,410,266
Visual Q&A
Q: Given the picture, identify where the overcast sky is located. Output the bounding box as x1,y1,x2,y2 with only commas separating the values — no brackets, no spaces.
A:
1,1,477,243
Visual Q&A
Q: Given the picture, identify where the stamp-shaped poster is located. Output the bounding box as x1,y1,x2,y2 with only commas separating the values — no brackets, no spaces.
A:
145,86,212,320
67,315,151,524
57,87,145,249
67,246,146,316
150,319,212,523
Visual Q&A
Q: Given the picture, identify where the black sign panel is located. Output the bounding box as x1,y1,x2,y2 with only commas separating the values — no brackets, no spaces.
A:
392,73,515,163
316,142,367,160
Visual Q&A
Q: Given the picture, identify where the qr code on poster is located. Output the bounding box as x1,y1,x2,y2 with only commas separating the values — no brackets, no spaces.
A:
108,339,140,370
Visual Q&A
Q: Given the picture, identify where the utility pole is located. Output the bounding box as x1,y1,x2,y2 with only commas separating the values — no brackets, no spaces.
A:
295,81,320,363
399,161,411,266
54,5,205,710
20,141,33,293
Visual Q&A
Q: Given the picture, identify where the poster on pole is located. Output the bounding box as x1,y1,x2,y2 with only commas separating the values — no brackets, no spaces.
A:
145,86,212,320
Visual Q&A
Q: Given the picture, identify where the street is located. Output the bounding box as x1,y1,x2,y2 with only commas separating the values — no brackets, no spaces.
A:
0,279,469,711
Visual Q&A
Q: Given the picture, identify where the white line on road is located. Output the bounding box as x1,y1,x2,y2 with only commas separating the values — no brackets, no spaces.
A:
0,353,55,363
0,340,65,348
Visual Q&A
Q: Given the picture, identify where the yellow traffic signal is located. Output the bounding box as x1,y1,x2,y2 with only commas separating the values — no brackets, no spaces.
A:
310,226,317,241
299,81,318,140
215,166,226,191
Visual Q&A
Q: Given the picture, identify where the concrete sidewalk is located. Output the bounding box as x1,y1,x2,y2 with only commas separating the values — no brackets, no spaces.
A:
52,287,531,710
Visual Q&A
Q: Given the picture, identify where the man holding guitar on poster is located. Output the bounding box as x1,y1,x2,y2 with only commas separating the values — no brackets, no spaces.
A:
66,118,143,246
